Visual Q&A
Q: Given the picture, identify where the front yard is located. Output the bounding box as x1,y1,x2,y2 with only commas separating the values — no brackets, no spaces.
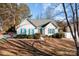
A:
0,38,76,56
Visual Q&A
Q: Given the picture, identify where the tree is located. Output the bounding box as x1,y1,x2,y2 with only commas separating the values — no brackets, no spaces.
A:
62,3,79,55
17,3,30,19
0,3,30,32
56,20,66,32
45,7,53,19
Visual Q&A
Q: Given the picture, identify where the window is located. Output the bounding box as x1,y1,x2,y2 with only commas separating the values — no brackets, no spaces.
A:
28,29,34,35
52,29,55,34
48,29,51,34
48,28,55,34
20,28,27,35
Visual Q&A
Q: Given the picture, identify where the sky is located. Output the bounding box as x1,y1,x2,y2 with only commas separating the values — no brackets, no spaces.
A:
27,3,54,19
27,3,44,19
27,3,78,20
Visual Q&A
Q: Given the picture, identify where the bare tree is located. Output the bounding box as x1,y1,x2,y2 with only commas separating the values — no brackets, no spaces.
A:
62,3,79,55
0,3,30,32
75,4,79,36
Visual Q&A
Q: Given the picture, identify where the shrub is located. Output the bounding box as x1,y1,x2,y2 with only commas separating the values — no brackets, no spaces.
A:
52,35,55,38
15,35,35,39
27,35,34,39
43,35,49,38
34,33,40,39
15,34,27,38
14,33,41,39
49,35,52,38
54,32,65,38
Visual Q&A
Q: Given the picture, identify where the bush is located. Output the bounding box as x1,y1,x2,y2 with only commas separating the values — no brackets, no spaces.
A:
52,35,55,38
15,34,35,39
15,34,27,38
27,35,34,39
54,32,65,38
49,35,52,38
34,33,40,39
14,33,41,39
43,35,49,38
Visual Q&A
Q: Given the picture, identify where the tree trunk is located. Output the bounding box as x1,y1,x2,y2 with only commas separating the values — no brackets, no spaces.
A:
75,4,79,37
62,3,78,56
75,3,79,55
70,3,77,39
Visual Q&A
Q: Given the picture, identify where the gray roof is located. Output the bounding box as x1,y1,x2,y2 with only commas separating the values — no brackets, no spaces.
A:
29,19,58,27
16,19,59,29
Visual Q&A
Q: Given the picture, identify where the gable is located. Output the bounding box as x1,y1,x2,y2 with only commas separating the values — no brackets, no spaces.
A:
16,18,36,29
45,22,57,29
41,22,58,29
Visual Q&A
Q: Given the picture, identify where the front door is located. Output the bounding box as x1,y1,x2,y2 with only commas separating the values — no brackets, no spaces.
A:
40,28,45,35
40,28,42,34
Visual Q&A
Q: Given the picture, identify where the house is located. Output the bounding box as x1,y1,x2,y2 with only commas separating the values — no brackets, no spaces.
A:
64,24,73,39
64,24,78,41
16,18,59,36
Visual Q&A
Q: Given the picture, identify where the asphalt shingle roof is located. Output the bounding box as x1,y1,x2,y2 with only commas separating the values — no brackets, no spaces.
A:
16,19,58,29
30,19,58,27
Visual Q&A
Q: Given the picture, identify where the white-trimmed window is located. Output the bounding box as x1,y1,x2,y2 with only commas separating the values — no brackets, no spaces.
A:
48,28,55,34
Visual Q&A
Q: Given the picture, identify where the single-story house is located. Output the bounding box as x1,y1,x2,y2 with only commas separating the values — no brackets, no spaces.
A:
64,24,78,40
64,24,73,39
16,18,59,36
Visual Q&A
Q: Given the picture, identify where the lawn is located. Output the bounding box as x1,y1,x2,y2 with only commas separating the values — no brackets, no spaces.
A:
0,38,76,56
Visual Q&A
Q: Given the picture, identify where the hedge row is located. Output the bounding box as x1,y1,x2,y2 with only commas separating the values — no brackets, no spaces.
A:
44,32,65,38
52,32,65,38
14,32,64,39
14,33,40,39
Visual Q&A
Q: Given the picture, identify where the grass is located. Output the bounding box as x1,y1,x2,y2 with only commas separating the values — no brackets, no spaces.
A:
0,38,76,56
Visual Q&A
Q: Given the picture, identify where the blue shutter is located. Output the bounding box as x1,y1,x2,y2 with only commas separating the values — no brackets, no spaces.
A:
20,28,22,34
28,29,30,35
26,30,27,34
24,29,26,34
